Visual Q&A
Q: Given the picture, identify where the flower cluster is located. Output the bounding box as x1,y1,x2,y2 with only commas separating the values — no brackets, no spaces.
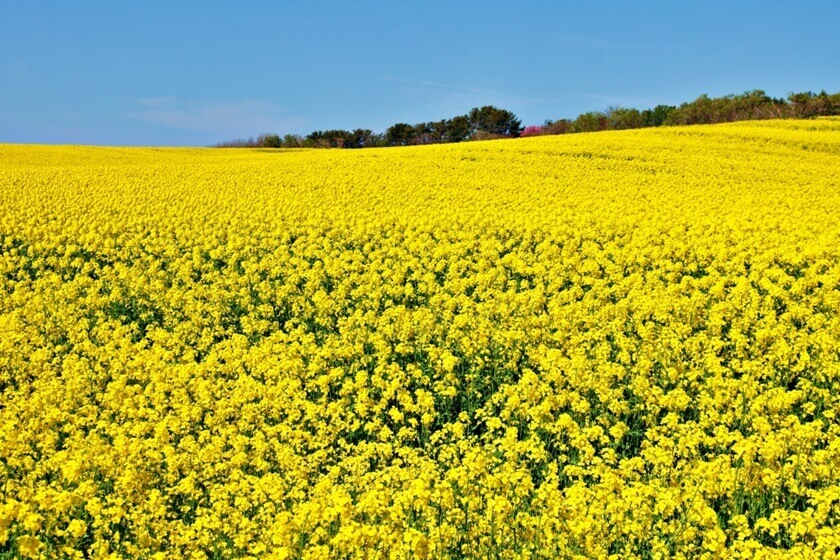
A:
1,119,840,558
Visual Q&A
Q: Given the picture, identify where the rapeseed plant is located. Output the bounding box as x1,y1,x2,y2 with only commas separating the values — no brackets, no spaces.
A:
1,119,840,558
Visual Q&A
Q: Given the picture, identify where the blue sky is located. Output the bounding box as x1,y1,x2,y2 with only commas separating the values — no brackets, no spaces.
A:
2,1,839,146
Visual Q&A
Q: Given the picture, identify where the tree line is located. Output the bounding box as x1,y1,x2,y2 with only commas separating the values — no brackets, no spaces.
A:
217,89,840,148
216,105,521,148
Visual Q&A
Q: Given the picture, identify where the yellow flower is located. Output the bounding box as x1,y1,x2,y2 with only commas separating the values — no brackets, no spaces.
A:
17,535,41,558
67,519,87,539
2,118,840,558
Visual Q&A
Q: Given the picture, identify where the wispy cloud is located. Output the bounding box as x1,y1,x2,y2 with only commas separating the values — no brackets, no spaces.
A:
382,76,561,114
555,35,678,51
6,60,30,78
126,98,307,137
383,76,488,95
577,93,666,109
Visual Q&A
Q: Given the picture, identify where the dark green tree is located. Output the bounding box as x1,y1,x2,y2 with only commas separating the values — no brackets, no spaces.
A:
385,123,414,146
427,120,448,144
640,105,675,127
347,129,377,148
572,111,609,132
257,133,282,148
543,118,573,134
606,107,644,130
468,106,522,137
411,122,433,144
282,134,303,148
788,91,837,118
445,115,471,142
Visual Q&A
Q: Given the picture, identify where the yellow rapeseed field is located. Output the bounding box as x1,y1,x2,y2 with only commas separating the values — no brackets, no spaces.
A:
2,119,840,559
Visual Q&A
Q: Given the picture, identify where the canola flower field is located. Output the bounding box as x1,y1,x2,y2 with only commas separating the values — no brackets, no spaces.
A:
2,119,840,559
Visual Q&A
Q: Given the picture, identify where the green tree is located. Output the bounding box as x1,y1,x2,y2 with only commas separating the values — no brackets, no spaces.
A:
664,94,716,125
411,122,433,144
347,129,377,148
445,115,471,142
257,133,282,148
788,91,837,118
468,106,522,137
385,123,414,146
282,134,303,148
427,120,448,144
606,107,644,130
572,111,608,132
640,105,675,127
543,119,573,135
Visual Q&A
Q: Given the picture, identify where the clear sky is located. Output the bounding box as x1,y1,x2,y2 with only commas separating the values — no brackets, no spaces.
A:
2,1,839,146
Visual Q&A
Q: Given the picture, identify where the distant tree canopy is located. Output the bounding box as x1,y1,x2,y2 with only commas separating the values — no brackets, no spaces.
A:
384,123,414,147
216,89,840,148
218,105,523,149
534,89,840,137
304,129,381,149
468,106,522,138
383,106,521,146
